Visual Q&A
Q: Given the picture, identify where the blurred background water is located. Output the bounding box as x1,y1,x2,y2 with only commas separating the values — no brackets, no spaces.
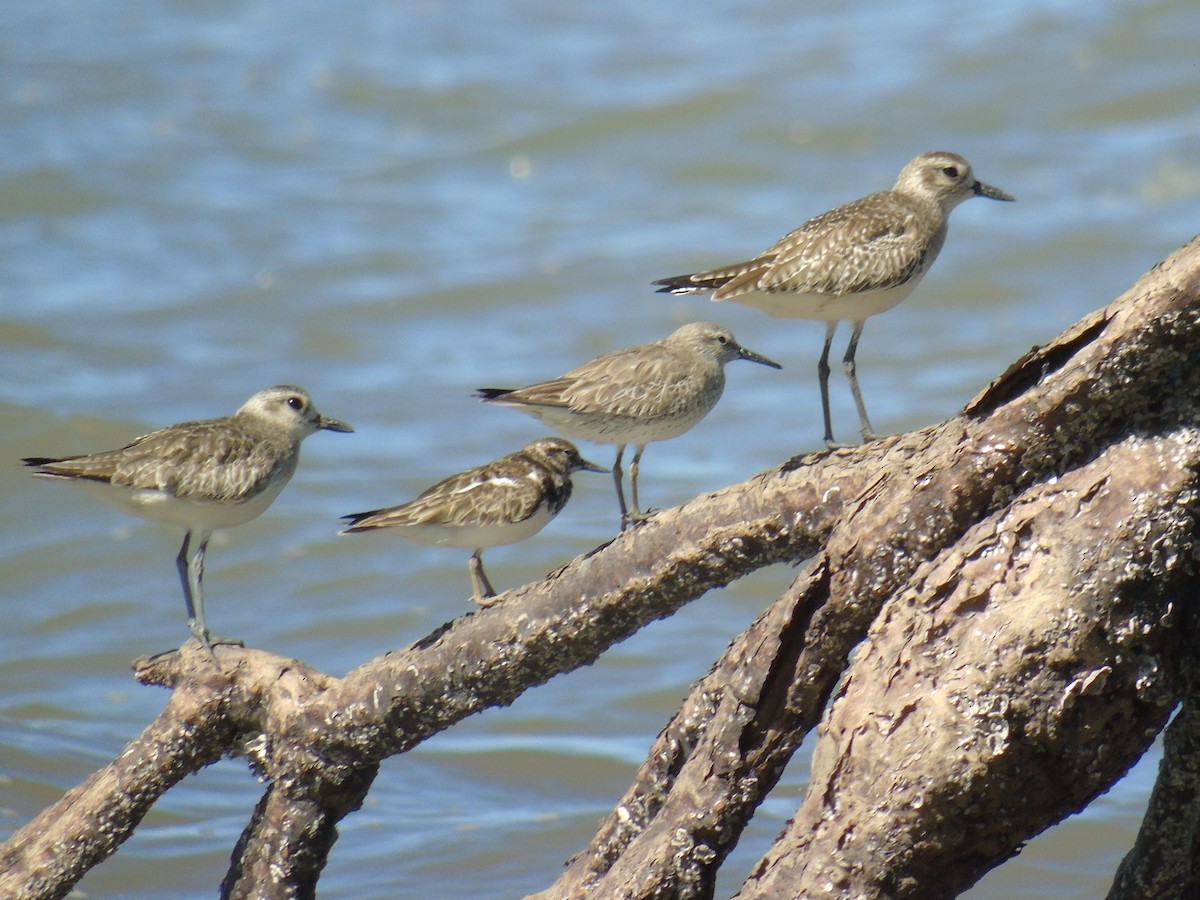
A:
2,0,1197,896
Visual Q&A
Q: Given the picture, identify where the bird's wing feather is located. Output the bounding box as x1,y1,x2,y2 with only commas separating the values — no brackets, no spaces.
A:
662,192,939,301
33,420,288,503
345,460,548,530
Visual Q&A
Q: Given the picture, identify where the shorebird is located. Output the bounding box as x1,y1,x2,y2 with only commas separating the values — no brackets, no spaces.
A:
340,437,606,605
23,385,353,659
475,321,780,529
654,150,1013,446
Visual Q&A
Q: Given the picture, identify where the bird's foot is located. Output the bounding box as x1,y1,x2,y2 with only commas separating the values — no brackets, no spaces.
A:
188,629,243,664
824,431,882,450
621,509,658,530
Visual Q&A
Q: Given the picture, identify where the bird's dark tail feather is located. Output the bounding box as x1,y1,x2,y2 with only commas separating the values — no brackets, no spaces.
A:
651,274,721,294
22,457,60,468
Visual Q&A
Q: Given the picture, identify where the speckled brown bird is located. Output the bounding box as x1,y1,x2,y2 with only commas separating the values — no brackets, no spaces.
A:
475,321,780,530
655,151,1013,447
340,437,606,605
23,385,353,658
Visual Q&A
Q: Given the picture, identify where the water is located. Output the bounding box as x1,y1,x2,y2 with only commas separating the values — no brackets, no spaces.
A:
2,0,1197,896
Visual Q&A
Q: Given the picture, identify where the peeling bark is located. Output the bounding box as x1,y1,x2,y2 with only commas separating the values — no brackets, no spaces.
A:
736,432,1195,898
4,238,1200,898
1107,652,1200,900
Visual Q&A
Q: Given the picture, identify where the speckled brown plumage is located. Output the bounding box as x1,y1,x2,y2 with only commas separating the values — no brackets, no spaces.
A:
475,322,780,530
24,385,353,658
341,437,606,605
654,151,1013,446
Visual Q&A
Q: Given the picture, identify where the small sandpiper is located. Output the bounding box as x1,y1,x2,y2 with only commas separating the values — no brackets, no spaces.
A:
23,385,353,659
475,321,780,530
654,150,1013,447
339,437,606,606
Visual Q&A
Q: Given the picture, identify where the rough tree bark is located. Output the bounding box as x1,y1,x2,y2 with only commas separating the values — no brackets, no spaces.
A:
3,236,1200,899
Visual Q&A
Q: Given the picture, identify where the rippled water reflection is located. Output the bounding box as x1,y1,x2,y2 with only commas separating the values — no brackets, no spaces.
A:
3,0,1197,895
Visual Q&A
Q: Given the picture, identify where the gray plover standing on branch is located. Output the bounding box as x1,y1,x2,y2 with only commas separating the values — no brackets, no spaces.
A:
654,150,1013,447
475,321,781,530
339,437,606,606
23,385,353,659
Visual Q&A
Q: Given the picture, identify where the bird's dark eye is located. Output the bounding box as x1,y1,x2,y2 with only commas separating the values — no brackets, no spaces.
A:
942,166,960,178
287,396,304,411
717,335,729,344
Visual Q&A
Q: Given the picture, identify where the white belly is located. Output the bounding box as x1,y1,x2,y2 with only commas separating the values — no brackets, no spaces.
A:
392,504,557,550
718,276,923,322
524,409,709,446
77,477,288,532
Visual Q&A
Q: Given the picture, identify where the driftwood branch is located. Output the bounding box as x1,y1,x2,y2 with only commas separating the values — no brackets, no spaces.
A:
535,238,1200,899
735,431,1195,897
1107,630,1200,900
4,236,1200,898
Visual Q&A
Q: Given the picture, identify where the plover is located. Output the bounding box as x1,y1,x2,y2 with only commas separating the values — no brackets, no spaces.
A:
654,150,1013,446
475,321,780,529
339,437,606,605
23,385,353,659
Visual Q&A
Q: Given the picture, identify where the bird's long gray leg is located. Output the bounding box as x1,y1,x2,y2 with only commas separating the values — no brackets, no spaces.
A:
176,532,195,625
626,444,651,526
843,319,877,442
468,549,498,606
177,529,218,661
612,444,630,530
819,320,839,447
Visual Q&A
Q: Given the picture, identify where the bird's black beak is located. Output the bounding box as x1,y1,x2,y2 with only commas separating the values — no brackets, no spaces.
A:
318,415,355,433
736,344,783,369
974,180,1015,202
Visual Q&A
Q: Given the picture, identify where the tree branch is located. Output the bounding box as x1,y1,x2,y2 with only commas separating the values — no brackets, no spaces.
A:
1107,625,1200,900
533,237,1200,898
0,675,231,898
736,430,1197,898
